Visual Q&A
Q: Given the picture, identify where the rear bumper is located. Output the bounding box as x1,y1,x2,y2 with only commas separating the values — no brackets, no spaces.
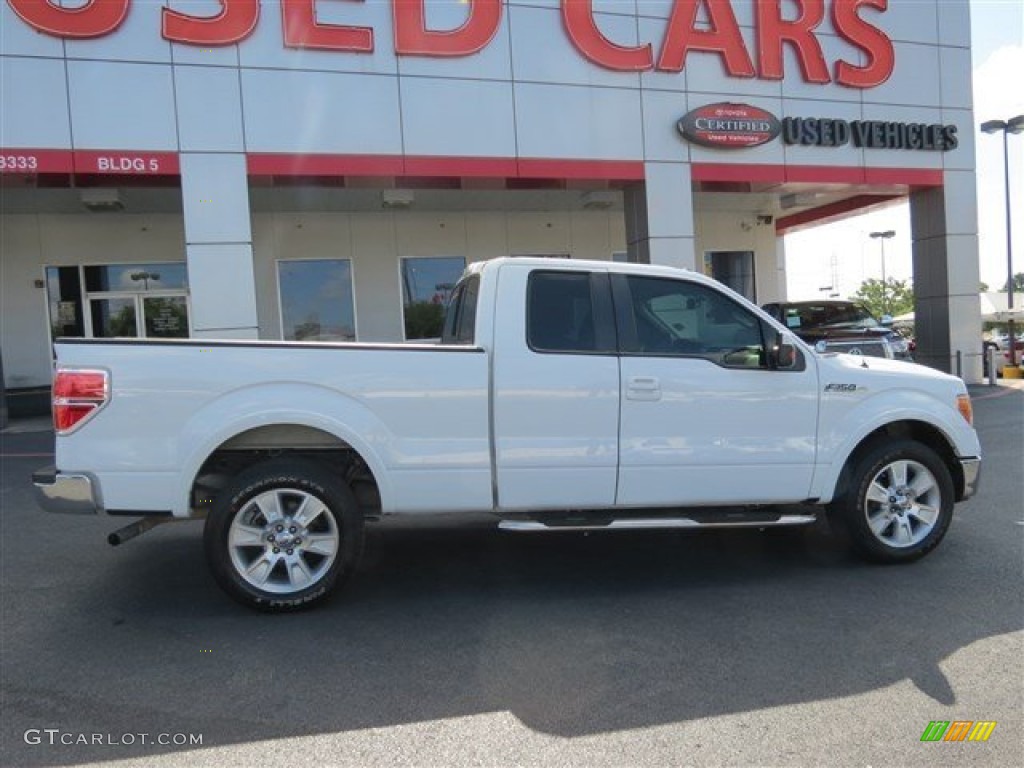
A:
959,457,981,500
33,466,99,515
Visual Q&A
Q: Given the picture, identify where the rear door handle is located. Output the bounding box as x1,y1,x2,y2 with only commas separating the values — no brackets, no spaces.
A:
626,376,661,401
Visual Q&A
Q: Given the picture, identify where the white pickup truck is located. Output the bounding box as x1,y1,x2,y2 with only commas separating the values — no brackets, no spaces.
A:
35,258,981,611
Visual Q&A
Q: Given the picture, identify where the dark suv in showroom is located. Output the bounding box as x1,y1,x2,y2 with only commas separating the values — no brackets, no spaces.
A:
761,300,913,360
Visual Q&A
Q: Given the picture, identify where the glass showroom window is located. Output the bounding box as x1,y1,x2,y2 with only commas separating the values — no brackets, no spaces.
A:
278,259,356,342
401,257,466,340
46,263,190,341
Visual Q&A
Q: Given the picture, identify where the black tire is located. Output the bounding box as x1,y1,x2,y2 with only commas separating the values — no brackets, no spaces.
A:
831,439,955,564
204,458,364,612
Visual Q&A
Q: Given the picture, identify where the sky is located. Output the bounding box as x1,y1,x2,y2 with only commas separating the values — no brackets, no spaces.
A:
784,0,1024,301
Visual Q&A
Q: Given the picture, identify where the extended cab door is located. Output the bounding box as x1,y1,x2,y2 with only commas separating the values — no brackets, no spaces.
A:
612,273,819,507
491,264,620,510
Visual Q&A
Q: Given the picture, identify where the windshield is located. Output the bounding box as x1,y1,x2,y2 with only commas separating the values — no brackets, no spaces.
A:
783,304,879,330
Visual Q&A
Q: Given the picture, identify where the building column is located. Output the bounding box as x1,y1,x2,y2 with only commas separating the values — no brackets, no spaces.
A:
771,235,789,303
180,153,258,340
0,349,8,429
910,172,982,382
624,162,696,269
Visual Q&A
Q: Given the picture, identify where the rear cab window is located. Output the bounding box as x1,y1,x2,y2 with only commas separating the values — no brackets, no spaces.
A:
440,275,479,345
526,271,615,354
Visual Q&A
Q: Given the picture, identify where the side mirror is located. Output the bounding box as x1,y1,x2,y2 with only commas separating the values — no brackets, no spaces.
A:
770,333,798,369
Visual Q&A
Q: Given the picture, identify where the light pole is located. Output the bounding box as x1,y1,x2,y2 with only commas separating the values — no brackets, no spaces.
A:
130,271,161,291
869,230,896,316
981,115,1024,367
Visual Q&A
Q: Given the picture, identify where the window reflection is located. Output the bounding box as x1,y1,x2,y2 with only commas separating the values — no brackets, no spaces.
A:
84,263,188,292
401,257,465,340
90,298,138,338
278,260,356,342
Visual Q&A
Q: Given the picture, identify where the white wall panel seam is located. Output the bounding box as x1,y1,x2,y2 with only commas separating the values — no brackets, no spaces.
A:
192,327,262,333
42,55,180,66
183,240,253,246
396,73,409,159
635,9,647,162
169,64,183,154
238,64,404,78
61,38,75,153
507,3,522,160
511,78,647,94
0,53,67,61
236,57,249,155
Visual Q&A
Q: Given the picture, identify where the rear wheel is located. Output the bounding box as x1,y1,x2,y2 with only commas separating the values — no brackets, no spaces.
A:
204,458,363,611
833,439,954,563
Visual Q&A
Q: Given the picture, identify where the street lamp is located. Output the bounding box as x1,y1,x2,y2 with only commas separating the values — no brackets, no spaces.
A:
869,230,896,316
981,114,1024,367
130,271,161,291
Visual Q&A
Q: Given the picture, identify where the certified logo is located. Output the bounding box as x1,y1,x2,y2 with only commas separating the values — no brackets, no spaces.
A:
677,103,781,149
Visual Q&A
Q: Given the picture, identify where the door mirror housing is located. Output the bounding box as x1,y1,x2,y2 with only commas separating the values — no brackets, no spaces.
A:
770,333,800,370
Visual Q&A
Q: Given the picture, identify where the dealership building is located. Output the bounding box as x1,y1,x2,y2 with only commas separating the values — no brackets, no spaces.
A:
0,0,983,411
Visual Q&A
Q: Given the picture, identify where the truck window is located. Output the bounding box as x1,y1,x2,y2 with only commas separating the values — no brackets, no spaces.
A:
527,272,598,353
440,275,479,345
621,276,765,368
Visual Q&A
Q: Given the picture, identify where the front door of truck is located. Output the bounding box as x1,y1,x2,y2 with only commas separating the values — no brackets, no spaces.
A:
492,265,620,510
612,273,819,507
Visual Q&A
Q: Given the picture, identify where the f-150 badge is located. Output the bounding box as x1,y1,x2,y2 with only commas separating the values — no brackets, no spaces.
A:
825,383,858,392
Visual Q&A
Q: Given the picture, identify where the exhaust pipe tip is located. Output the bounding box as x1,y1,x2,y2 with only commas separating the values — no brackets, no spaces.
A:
107,517,168,547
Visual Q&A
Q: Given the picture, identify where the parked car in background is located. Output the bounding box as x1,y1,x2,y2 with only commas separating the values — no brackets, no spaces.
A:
983,334,1023,377
761,301,913,360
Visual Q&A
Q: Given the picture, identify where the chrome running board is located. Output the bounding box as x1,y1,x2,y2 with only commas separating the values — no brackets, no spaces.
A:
499,515,817,532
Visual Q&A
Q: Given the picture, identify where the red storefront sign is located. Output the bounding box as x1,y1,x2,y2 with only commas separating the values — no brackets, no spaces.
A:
0,149,180,175
72,151,181,175
6,0,895,88
0,148,73,173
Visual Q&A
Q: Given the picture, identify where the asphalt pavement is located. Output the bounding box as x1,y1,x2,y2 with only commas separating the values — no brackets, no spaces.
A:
1,385,1021,767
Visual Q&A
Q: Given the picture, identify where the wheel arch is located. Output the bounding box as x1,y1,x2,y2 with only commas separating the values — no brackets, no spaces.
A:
174,383,393,518
829,420,963,505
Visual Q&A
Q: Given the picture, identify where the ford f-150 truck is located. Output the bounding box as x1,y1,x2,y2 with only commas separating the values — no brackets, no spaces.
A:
34,258,981,611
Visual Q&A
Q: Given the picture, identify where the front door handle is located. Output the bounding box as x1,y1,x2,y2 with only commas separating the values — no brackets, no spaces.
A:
626,376,661,401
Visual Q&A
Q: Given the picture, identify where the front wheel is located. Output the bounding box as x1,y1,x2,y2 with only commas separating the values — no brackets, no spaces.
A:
832,440,955,564
204,458,364,611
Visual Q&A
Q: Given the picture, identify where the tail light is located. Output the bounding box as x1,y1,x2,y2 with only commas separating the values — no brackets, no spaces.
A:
53,368,109,434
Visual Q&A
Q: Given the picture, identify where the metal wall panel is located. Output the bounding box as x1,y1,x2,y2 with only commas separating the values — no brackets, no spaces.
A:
399,77,516,158
174,66,245,153
1,57,71,148
240,69,403,154
67,61,178,150
514,82,644,160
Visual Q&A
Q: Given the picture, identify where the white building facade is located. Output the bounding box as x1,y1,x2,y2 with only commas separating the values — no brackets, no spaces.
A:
1,0,982,405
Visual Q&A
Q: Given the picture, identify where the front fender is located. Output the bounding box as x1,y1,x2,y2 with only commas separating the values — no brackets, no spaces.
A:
174,382,394,518
810,389,980,503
